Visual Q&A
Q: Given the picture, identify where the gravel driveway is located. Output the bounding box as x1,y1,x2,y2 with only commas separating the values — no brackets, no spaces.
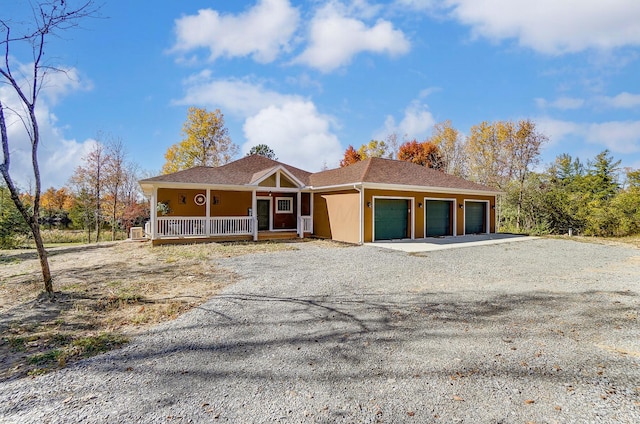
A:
1,238,639,423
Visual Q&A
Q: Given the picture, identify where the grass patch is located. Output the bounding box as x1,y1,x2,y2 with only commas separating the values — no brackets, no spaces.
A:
20,332,128,376
71,333,128,357
0,256,21,265
28,349,64,366
551,234,640,249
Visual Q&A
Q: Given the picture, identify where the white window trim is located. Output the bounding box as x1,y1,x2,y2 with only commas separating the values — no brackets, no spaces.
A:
275,197,293,214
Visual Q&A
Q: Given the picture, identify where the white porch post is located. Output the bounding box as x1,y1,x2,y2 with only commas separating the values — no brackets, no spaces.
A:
205,189,211,236
359,185,364,244
297,191,302,238
252,190,258,241
309,192,314,235
149,187,158,240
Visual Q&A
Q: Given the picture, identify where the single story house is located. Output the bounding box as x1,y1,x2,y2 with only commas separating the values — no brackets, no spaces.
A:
139,155,500,245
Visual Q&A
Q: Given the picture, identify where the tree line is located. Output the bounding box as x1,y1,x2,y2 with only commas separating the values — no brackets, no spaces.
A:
1,133,147,248
340,120,639,237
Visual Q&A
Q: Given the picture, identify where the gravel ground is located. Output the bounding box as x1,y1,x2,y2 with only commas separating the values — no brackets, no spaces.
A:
1,238,639,423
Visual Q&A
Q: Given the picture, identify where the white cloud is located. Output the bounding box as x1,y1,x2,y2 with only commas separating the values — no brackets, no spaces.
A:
379,101,435,140
537,117,640,154
585,121,640,154
536,96,585,110
294,2,410,72
597,92,640,109
445,0,640,54
171,0,300,63
175,75,343,171
176,75,299,117
242,101,343,171
1,64,94,188
537,92,640,111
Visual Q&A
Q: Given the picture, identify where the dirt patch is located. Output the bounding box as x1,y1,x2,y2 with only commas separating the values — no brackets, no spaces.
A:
0,240,301,381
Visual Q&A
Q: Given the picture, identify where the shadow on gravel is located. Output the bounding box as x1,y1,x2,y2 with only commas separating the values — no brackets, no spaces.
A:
80,289,638,385
2,287,639,422
0,243,117,263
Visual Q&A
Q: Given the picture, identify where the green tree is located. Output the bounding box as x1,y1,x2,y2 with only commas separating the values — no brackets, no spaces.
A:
247,144,277,160
162,107,239,174
586,149,621,200
0,184,30,248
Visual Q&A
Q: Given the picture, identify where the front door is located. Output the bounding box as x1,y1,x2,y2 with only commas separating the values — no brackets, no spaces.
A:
257,199,270,231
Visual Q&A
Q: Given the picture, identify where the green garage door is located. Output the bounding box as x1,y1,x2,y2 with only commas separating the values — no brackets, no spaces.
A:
426,200,452,237
374,199,408,240
465,201,486,234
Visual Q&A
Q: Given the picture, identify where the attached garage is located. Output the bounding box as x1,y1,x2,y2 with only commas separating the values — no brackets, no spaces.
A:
465,201,487,234
374,198,409,240
425,199,453,237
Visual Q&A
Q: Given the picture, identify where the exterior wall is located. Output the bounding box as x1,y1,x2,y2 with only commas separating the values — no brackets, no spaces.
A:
363,189,496,242
256,191,297,230
158,188,252,217
258,174,277,187
313,190,360,244
157,188,206,217
209,191,252,217
301,192,311,216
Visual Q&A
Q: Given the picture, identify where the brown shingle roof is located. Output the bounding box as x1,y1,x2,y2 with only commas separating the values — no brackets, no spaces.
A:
139,155,312,186
310,157,497,193
140,155,497,194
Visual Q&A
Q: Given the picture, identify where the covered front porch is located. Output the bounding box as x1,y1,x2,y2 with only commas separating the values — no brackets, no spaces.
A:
145,188,313,245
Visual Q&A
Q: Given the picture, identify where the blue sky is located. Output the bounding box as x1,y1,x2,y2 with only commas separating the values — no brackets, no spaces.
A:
4,0,640,188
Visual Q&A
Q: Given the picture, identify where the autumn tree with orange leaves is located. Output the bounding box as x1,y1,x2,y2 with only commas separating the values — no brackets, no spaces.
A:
339,145,362,167
397,140,444,170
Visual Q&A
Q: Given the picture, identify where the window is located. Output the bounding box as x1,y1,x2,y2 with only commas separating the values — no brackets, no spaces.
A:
276,197,293,213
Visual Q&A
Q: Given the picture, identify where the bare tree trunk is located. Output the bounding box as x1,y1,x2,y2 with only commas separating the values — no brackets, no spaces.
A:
31,224,52,293
516,179,524,232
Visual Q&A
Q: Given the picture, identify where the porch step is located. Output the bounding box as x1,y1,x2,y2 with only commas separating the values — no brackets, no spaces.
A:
257,231,299,241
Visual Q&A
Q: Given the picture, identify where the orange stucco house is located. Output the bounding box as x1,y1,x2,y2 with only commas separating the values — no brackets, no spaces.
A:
139,155,500,245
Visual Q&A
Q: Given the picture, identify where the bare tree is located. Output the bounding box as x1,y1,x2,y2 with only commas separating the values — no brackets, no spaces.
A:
0,1,98,296
70,137,108,243
105,137,126,241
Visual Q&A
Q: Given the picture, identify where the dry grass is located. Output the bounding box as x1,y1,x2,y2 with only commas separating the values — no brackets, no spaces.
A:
548,235,640,249
0,239,303,381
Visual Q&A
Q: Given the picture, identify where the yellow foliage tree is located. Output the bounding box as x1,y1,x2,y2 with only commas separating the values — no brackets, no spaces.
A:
357,139,393,159
429,120,467,177
162,107,239,174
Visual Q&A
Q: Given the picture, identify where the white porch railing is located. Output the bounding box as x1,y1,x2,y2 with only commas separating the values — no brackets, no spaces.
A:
301,215,313,233
156,216,254,238
209,217,254,235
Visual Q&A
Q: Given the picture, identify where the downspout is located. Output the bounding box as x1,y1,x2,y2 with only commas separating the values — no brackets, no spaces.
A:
354,184,363,245
150,187,157,241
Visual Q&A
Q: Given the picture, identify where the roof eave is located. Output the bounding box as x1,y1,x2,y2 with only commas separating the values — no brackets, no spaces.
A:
359,182,502,196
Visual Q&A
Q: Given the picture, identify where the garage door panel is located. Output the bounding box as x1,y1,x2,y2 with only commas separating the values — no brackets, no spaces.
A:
426,200,452,237
465,201,486,234
374,199,408,240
